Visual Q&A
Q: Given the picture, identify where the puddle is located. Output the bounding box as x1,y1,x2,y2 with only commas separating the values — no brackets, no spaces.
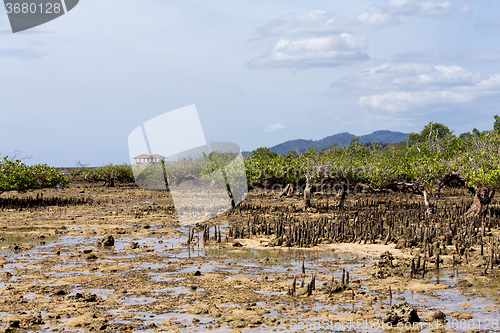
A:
86,289,115,301
0,220,498,333
118,296,158,305
23,293,48,300
254,290,286,296
155,287,191,295
0,233,59,256
148,274,185,282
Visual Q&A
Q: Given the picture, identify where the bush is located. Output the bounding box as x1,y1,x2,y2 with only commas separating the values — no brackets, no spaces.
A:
0,157,71,195
80,164,134,187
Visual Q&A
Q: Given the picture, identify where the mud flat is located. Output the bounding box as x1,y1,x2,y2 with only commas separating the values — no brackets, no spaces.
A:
0,182,498,332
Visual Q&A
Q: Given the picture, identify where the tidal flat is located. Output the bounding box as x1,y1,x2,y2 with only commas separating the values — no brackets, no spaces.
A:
0,182,498,332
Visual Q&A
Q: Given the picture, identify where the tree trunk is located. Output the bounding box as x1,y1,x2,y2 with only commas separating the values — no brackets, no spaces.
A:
423,190,437,215
334,183,347,210
297,180,311,211
421,172,470,216
464,187,495,218
279,184,294,197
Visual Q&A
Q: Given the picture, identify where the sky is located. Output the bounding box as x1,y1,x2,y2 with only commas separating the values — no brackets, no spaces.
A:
1,0,500,166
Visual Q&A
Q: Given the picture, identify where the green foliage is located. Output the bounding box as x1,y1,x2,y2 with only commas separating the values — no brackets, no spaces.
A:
0,157,70,194
244,148,301,185
81,164,134,186
251,147,278,159
69,161,90,179
494,114,500,132
406,122,452,144
455,132,500,188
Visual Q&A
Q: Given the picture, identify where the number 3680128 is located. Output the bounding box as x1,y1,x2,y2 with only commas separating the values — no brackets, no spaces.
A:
5,3,62,14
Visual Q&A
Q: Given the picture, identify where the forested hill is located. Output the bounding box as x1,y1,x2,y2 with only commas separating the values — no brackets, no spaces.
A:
249,130,408,156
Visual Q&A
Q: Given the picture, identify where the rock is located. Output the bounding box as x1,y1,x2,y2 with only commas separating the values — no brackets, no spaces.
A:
190,302,222,317
456,279,473,288
275,304,286,312
295,287,308,296
321,280,345,293
448,311,473,320
64,312,106,329
10,245,21,252
379,251,394,267
68,293,98,302
223,308,263,329
384,302,419,324
24,312,44,326
429,310,446,321
97,235,114,247
85,253,97,260
0,320,19,333
52,289,67,296
193,270,202,276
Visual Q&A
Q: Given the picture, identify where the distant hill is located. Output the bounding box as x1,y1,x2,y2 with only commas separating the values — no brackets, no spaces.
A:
244,130,408,156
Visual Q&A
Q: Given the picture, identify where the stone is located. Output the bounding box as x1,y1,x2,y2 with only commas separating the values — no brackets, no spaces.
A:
429,310,446,321
384,302,420,324
97,235,114,247
456,279,473,288
52,290,67,296
85,253,97,260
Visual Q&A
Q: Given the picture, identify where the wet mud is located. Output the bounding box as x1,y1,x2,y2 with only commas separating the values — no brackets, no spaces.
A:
0,182,498,332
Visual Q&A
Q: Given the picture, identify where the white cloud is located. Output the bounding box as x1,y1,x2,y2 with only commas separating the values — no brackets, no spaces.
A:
386,0,471,16
334,63,481,92
265,123,286,132
359,90,475,112
248,34,370,69
258,10,400,36
331,63,500,112
393,49,500,63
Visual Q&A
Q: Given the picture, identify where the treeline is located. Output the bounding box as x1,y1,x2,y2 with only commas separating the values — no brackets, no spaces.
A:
3,116,500,219
245,117,500,218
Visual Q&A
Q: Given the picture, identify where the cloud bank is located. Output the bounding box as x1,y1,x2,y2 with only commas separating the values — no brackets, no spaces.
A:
386,0,471,16
248,34,370,69
257,10,400,36
332,63,500,112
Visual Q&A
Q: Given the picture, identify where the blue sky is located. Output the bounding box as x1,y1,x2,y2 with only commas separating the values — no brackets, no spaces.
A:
1,0,500,166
